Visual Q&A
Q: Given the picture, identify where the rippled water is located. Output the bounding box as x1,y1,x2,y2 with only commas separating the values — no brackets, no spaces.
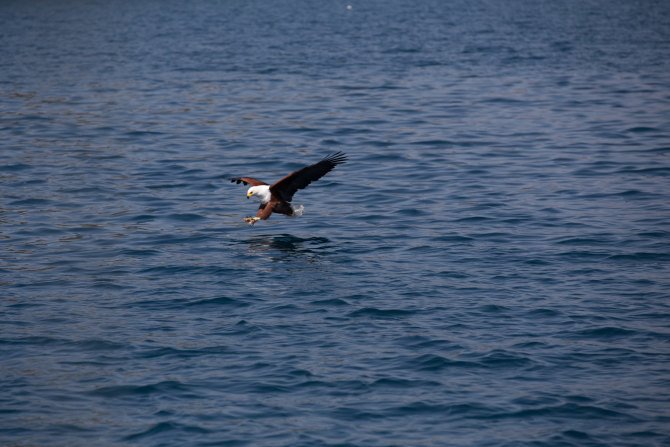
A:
2,1,670,446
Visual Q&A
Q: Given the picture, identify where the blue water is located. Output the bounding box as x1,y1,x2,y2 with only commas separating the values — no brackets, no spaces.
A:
2,1,670,445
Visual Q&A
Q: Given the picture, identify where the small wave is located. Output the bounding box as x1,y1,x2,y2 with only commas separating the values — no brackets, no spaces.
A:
453,216,491,223
71,339,127,351
139,265,241,276
126,214,157,222
480,97,527,105
412,354,481,371
432,235,474,243
527,308,562,318
478,304,512,313
88,380,193,398
1,336,67,346
479,350,534,368
438,270,471,279
371,378,441,389
391,401,498,418
142,234,212,245
120,248,161,257
524,258,551,265
488,403,637,421
0,163,32,172
347,307,417,319
9,198,51,206
310,298,350,306
636,230,669,238
627,126,659,133
574,326,638,339
615,166,670,176
409,139,455,147
220,319,263,336
184,296,247,308
124,130,164,137
123,421,211,441
396,336,461,351
146,183,190,190
556,250,610,260
396,207,428,217
607,252,670,261
141,346,229,359
165,213,205,222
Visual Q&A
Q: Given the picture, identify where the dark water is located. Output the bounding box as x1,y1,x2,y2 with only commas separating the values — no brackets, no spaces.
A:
2,0,670,445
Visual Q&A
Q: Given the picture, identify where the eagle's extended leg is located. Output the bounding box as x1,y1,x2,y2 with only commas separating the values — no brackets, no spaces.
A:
243,203,272,225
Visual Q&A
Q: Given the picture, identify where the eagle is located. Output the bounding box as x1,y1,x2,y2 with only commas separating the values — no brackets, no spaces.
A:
231,151,347,225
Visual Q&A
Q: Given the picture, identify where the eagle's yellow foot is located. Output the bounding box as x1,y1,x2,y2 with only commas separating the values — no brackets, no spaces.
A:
244,216,261,225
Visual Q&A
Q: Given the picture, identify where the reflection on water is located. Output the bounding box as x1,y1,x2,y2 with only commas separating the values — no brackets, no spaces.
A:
244,234,331,264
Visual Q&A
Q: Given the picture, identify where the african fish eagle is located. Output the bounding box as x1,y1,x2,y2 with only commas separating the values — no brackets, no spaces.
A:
231,151,347,224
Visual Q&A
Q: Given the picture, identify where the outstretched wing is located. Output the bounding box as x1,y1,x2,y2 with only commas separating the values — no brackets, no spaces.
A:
230,177,268,186
270,152,347,202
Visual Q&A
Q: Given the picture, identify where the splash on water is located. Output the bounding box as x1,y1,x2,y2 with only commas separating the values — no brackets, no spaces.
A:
292,205,304,217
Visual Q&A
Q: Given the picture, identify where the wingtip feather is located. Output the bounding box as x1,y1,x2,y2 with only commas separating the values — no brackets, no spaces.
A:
324,151,348,165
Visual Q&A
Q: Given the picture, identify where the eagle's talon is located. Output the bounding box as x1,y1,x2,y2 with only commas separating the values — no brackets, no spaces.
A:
244,216,261,225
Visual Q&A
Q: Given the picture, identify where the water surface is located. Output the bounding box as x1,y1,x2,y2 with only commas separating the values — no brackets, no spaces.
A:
2,1,670,446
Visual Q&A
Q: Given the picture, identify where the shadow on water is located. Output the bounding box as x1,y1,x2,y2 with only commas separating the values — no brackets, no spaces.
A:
243,234,332,264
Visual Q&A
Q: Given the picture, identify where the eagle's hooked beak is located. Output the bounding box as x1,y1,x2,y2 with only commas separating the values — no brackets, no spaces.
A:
246,192,252,199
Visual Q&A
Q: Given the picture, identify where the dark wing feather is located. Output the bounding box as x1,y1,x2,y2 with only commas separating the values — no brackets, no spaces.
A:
270,152,347,202
230,177,267,186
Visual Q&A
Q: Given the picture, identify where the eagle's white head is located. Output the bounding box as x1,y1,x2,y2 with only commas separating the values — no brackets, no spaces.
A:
247,185,271,203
